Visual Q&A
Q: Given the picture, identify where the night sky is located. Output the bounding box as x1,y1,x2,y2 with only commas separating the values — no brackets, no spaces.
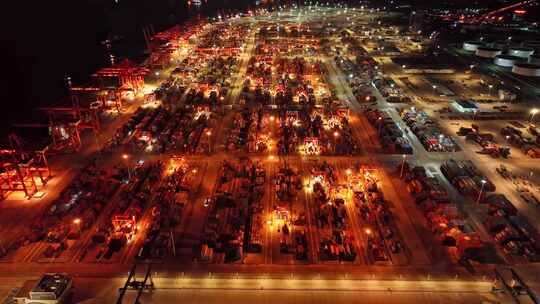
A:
2,1,111,131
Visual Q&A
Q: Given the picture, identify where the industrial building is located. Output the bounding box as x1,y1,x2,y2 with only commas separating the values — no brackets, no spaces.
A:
451,99,478,113
425,77,455,96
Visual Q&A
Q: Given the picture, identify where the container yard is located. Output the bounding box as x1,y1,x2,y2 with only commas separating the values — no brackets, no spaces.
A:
1,3,540,303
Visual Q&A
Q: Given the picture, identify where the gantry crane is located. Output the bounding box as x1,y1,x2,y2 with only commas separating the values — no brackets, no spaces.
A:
493,267,539,304
117,263,155,304
93,59,149,95
70,86,134,115
0,133,52,200
15,96,96,154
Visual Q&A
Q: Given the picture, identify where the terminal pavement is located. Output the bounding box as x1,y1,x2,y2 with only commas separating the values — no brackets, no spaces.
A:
1,8,540,302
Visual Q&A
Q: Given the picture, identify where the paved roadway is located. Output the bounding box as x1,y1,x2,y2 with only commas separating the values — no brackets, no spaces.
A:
0,274,514,304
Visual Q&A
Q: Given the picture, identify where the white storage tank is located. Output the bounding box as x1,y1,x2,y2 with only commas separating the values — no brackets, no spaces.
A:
512,63,540,77
494,55,523,67
523,40,540,49
529,54,540,65
508,47,535,58
476,47,502,58
491,40,509,50
463,41,484,52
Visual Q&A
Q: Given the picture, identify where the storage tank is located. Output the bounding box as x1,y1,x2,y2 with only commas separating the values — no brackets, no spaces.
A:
494,55,524,67
508,47,535,58
463,41,484,52
475,47,502,58
529,54,540,65
523,40,540,49
491,40,509,50
512,63,540,77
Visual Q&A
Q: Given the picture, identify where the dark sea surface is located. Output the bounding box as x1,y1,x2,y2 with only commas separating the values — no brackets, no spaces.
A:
1,0,530,138
0,0,256,137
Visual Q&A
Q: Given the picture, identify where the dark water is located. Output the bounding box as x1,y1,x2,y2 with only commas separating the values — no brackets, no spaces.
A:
0,0,257,137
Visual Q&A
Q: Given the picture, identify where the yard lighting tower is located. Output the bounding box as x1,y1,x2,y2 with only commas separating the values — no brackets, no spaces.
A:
530,108,539,123
346,169,352,189
122,154,132,180
73,218,82,233
476,179,487,204
206,131,212,153
333,131,340,154
400,154,407,178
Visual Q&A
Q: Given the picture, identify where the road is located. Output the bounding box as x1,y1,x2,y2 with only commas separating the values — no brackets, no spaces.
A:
0,275,512,304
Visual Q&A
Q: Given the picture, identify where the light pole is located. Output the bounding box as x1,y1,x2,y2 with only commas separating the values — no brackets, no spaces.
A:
64,75,72,88
365,228,372,240
122,153,131,180
73,218,81,231
530,108,539,123
400,154,406,178
488,84,494,96
476,179,486,204
206,131,212,154
333,131,339,154
345,168,352,196
432,85,437,95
